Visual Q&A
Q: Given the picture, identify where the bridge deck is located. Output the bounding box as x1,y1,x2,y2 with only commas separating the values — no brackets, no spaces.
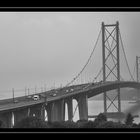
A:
0,81,139,113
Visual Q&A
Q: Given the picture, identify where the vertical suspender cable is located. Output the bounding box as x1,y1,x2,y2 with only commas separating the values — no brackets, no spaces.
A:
119,30,135,81
66,29,102,87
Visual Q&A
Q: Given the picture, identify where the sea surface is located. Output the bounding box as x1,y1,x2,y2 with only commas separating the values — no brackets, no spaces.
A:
70,100,140,124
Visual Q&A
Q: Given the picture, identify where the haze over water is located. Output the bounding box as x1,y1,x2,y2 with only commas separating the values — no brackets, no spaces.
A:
72,100,140,124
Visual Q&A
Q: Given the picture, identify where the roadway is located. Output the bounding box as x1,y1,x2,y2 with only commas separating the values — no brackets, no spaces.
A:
0,83,89,112
0,81,140,113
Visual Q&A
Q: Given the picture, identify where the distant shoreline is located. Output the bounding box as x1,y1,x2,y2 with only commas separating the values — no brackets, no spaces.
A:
88,99,134,101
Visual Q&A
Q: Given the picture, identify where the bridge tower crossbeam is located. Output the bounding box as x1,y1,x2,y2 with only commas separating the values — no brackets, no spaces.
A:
102,21,121,114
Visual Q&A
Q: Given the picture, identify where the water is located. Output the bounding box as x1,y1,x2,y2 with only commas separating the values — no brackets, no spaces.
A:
71,100,140,124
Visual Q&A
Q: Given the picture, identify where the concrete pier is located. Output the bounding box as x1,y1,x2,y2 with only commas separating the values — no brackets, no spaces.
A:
45,99,65,122
66,97,73,121
29,104,44,119
51,99,65,122
0,111,12,128
45,102,53,122
77,94,88,121
14,108,29,125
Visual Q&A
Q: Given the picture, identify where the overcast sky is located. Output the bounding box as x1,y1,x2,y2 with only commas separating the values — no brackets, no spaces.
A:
0,12,140,98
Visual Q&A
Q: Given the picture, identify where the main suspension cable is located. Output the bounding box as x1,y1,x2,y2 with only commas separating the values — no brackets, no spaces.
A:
119,29,135,81
65,29,102,87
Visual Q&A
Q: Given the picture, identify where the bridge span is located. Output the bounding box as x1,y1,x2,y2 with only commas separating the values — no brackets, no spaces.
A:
0,21,139,128
0,81,139,127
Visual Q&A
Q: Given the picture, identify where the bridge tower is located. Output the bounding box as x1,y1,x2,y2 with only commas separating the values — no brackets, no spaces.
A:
136,56,140,82
136,56,140,98
102,21,121,114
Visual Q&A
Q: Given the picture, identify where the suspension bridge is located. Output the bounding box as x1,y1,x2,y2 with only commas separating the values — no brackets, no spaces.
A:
0,21,140,128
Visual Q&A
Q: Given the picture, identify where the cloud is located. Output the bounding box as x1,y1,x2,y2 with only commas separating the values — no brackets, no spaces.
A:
22,15,76,27
22,18,53,28
57,15,75,25
0,12,18,25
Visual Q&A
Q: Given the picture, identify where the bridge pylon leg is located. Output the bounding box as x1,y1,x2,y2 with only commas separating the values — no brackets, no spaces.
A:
104,92,107,114
136,56,140,99
117,88,121,113
77,94,88,121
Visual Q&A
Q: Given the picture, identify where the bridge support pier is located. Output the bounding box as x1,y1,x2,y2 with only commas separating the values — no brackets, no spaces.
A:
65,97,73,121
77,94,88,121
0,112,13,128
14,108,29,126
29,105,44,120
45,103,53,122
67,97,73,121
45,99,65,122
41,106,45,121
51,99,65,122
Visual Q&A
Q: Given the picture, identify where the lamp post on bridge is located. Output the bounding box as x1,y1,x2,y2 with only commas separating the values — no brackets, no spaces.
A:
27,88,30,96
25,87,27,97
35,86,37,94
43,84,47,105
41,87,43,92
45,93,47,105
12,88,15,103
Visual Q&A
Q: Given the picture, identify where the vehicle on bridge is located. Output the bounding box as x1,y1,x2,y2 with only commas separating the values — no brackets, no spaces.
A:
70,88,74,92
14,100,19,103
65,88,74,93
50,93,57,97
33,95,40,100
66,89,69,93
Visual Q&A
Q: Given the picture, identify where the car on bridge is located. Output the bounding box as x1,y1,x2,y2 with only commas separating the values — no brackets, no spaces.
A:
70,88,74,92
65,88,74,93
14,100,19,103
33,95,40,100
66,89,69,93
52,93,57,97
50,93,57,97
